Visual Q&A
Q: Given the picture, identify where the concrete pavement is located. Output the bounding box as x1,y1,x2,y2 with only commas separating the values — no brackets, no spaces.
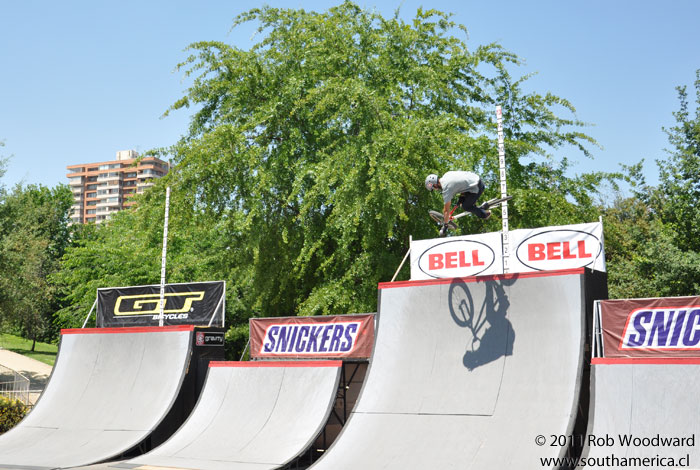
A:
0,348,53,405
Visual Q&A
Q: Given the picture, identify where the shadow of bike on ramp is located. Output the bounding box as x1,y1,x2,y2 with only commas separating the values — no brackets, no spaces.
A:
448,277,516,371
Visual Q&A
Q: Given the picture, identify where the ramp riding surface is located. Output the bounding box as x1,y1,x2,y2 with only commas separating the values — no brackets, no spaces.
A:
115,361,341,470
579,358,700,469
0,326,194,470
310,268,605,470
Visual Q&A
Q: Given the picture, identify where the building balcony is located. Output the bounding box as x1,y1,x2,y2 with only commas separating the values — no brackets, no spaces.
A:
101,182,121,191
95,212,118,223
95,206,120,214
96,199,121,209
95,191,120,200
97,173,123,183
137,170,161,179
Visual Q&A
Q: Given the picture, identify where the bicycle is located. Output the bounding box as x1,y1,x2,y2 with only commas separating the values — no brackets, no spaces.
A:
428,195,513,233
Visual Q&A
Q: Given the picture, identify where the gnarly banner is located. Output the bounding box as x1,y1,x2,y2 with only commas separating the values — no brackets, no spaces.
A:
97,281,225,327
249,314,375,360
599,297,700,358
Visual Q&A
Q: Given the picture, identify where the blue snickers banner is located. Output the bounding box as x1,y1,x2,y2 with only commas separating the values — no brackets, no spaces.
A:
249,314,375,360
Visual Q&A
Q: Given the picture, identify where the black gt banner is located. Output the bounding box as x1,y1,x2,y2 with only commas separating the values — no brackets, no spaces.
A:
97,281,225,327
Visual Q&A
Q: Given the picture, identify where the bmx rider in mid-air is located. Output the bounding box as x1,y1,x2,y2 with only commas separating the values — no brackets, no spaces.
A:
425,171,491,236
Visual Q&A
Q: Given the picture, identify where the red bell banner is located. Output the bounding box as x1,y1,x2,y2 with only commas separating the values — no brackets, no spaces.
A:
410,221,606,280
509,222,605,273
600,297,700,358
249,314,375,360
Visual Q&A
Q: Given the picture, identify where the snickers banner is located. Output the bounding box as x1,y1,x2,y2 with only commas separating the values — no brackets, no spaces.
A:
97,281,225,327
599,297,700,358
249,314,375,360
410,221,605,280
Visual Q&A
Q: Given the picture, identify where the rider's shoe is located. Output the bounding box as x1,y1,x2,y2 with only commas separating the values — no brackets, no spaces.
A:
483,210,492,220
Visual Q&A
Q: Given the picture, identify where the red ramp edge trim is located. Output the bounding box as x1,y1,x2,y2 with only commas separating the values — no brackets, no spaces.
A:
592,357,700,365
380,267,586,289
210,360,343,368
61,325,195,335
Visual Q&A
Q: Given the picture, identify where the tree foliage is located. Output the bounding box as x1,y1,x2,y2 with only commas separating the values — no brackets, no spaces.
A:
0,184,73,347
165,3,598,315
54,4,603,356
604,70,700,298
52,184,232,328
657,70,700,253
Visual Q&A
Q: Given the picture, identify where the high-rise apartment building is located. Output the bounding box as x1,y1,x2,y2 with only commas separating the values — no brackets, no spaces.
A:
66,150,170,224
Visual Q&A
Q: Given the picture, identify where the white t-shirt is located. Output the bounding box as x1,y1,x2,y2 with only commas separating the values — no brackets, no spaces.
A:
440,171,480,203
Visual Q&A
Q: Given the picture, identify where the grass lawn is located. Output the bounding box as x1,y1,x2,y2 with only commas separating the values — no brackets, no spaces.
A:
0,334,58,367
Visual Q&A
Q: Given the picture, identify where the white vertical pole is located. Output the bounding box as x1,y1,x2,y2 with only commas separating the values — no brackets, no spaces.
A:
158,186,171,327
496,106,510,273
391,235,413,282
81,298,98,328
598,215,607,271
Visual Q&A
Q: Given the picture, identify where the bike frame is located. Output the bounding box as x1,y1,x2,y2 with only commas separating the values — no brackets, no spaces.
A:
446,204,459,221
449,195,512,221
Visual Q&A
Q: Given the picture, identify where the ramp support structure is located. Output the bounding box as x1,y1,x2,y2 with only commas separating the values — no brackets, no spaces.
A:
391,236,412,282
81,298,98,328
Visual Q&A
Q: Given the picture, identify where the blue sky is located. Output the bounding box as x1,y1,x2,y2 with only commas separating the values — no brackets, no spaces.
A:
1,0,698,192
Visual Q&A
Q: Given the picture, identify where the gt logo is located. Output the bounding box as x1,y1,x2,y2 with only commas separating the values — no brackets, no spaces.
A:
114,292,205,316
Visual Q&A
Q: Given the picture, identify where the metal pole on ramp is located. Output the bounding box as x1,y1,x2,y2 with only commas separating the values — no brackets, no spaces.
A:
496,106,510,273
81,298,98,328
158,186,171,327
391,236,412,282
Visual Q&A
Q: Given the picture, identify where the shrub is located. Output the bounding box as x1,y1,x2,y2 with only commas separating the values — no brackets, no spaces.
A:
0,396,28,434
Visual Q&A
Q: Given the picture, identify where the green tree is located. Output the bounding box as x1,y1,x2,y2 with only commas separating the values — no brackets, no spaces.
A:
604,71,700,298
165,3,600,314
52,184,231,328
0,141,7,197
657,70,700,253
604,194,700,298
55,4,604,357
0,184,73,348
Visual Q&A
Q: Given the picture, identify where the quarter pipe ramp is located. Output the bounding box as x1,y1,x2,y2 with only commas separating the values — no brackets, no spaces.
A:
0,326,194,470
579,358,700,469
310,268,606,469
117,360,342,470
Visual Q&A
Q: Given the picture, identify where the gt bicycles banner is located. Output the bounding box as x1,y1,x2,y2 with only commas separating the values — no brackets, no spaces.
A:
598,297,700,358
97,281,225,327
249,314,375,360
410,221,605,280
